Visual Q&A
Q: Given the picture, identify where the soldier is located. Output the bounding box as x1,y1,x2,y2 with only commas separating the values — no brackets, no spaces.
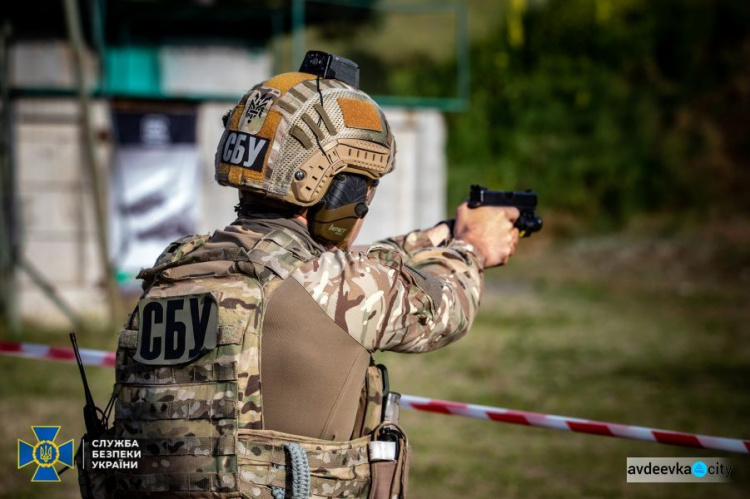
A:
92,54,519,498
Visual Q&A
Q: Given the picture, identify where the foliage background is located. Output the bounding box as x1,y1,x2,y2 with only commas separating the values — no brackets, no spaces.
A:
309,0,750,224
439,0,750,227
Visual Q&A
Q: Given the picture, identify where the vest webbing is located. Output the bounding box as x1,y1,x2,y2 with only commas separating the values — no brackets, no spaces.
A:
113,230,306,496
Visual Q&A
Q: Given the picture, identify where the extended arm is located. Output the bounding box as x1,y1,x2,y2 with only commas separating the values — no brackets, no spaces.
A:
293,203,520,353
290,234,483,353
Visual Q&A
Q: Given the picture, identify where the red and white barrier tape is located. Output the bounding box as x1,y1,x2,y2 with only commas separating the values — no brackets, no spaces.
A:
400,394,750,455
1,341,748,454
0,340,115,367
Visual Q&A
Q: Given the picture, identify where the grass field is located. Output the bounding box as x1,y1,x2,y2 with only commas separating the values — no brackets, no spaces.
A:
2,219,749,498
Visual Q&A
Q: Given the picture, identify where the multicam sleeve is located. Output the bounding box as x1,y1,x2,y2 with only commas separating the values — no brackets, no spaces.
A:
353,222,455,262
290,226,484,353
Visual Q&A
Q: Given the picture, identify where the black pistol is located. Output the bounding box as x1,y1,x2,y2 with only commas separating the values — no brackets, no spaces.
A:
468,185,543,237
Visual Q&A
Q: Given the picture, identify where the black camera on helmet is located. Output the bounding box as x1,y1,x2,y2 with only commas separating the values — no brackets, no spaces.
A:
299,50,360,88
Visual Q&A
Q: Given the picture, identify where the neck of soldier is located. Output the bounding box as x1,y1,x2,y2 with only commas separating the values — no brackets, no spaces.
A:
294,214,364,251
294,214,338,251
294,214,308,226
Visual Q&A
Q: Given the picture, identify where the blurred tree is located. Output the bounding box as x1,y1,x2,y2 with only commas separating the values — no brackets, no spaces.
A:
438,0,750,225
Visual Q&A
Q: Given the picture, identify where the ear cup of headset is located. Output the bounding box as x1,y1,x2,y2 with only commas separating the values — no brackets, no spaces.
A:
310,174,371,245
323,174,368,208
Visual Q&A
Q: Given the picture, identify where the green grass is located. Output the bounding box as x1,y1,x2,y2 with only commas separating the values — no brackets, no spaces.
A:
0,325,118,498
376,220,750,498
2,222,749,498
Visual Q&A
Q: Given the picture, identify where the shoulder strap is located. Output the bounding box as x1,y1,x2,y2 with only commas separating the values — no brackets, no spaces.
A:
155,234,211,266
232,228,316,282
138,227,316,283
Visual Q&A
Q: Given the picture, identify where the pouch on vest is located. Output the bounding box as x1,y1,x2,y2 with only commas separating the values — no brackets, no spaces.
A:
368,423,410,499
237,428,373,498
352,362,384,439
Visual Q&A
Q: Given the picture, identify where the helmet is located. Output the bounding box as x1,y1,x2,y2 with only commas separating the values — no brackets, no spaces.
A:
215,72,395,209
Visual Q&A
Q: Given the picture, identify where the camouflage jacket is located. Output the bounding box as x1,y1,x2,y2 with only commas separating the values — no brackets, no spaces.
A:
296,222,485,353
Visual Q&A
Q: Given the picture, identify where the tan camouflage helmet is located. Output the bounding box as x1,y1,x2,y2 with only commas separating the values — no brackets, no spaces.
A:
215,72,395,207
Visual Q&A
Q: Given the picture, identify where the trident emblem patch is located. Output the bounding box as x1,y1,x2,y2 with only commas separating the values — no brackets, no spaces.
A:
18,426,74,482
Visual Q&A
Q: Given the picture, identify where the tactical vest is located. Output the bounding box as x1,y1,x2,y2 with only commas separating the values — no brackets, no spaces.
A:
87,228,408,498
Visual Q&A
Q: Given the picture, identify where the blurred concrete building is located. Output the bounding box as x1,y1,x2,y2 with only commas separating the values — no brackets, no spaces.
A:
2,1,450,326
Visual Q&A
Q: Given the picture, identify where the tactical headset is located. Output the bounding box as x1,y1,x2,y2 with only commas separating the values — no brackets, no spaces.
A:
309,173,379,246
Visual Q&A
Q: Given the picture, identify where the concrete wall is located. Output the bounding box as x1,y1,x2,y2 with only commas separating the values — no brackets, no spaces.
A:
357,108,446,244
11,41,98,89
14,99,111,324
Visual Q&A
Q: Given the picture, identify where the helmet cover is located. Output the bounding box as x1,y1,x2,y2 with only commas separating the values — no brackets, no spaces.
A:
215,72,395,207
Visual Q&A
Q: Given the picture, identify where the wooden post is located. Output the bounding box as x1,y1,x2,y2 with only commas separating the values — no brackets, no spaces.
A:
0,21,19,334
63,0,121,324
